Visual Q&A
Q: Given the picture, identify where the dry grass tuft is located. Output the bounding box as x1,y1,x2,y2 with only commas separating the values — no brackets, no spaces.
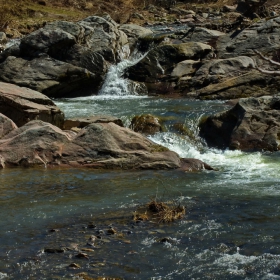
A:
133,198,185,223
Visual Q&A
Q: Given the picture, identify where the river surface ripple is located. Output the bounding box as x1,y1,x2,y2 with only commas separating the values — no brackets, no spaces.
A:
0,97,279,279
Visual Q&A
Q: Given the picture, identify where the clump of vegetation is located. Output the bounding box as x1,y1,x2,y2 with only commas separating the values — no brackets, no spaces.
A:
133,198,185,223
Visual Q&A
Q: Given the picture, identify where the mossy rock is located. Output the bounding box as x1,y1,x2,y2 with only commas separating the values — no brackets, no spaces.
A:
130,114,163,135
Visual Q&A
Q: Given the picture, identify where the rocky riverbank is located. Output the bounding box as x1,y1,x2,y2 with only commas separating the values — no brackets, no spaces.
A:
0,1,279,170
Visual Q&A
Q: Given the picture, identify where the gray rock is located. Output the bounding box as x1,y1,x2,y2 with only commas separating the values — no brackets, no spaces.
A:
126,42,213,83
120,24,153,48
190,56,255,88
171,60,201,79
0,56,98,97
199,95,280,151
188,70,280,100
217,16,280,59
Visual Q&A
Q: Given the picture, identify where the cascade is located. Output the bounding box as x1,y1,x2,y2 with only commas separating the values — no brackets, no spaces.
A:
98,47,148,96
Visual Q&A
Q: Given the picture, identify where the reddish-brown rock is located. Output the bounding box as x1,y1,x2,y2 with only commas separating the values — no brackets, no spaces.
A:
0,113,17,139
0,82,64,128
0,120,180,169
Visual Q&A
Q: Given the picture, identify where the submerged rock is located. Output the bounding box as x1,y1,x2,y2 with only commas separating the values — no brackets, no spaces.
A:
130,114,162,135
199,95,280,151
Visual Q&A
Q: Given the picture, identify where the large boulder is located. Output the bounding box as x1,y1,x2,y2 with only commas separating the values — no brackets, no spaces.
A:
0,120,181,169
199,95,280,151
189,56,255,89
0,82,64,128
0,56,97,97
0,15,129,97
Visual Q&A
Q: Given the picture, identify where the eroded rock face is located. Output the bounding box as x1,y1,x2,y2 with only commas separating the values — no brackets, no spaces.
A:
0,120,181,169
0,15,129,97
199,95,280,151
0,113,17,139
217,16,280,59
0,82,64,128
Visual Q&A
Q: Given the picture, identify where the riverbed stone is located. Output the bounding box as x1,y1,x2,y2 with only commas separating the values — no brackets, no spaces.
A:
199,95,280,151
0,82,64,128
130,114,162,135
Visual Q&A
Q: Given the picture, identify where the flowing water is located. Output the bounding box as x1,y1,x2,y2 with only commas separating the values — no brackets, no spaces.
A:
0,55,280,279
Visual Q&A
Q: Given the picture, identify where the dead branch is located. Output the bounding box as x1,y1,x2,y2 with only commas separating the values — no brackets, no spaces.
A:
253,49,280,76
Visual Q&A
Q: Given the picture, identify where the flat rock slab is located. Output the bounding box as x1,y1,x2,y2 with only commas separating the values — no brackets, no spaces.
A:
0,82,64,128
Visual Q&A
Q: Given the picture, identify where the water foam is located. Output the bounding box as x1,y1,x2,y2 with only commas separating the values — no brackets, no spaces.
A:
99,49,148,97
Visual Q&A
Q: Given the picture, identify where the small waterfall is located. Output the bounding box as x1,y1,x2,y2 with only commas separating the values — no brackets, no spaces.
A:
98,48,148,97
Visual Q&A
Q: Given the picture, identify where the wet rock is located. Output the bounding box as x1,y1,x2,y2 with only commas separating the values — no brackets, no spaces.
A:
75,252,89,259
0,82,64,128
87,235,96,246
179,158,214,172
107,228,117,235
130,114,162,135
87,224,97,229
49,229,60,233
199,95,280,151
68,263,81,269
44,248,65,253
63,115,123,130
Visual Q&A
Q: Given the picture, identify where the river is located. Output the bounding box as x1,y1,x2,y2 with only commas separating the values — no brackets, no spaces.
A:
0,54,280,279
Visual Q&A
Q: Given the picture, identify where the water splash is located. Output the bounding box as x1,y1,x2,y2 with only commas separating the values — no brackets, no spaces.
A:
99,48,148,97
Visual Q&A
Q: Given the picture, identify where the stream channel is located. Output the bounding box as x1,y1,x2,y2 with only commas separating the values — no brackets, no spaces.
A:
0,49,280,280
